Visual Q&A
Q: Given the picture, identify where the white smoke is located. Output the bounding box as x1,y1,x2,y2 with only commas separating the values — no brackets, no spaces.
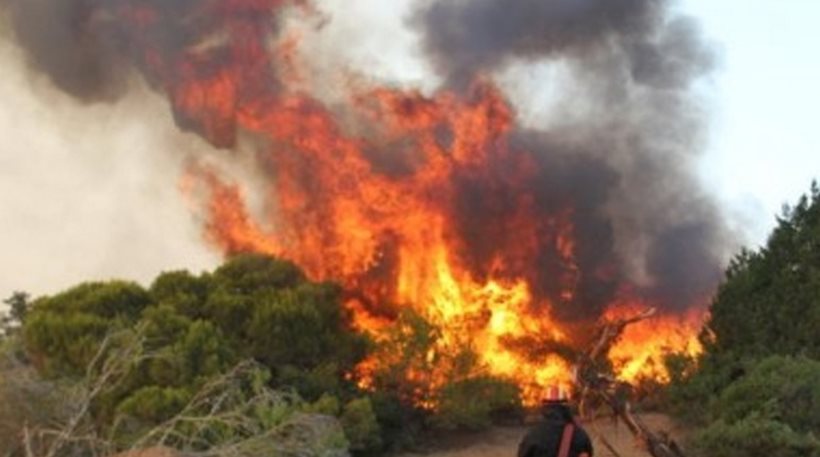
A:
0,40,219,300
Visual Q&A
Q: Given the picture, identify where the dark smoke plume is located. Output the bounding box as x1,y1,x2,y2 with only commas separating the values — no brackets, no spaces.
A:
417,0,729,316
0,0,732,321
0,0,291,146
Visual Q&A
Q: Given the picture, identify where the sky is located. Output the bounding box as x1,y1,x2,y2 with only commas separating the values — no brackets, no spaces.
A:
0,0,819,301
684,0,820,241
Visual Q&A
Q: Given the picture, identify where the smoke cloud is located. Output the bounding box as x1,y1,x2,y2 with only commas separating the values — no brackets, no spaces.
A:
415,0,729,315
0,37,219,301
0,0,733,321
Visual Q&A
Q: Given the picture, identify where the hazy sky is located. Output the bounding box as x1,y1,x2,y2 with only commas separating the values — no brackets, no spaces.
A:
684,0,820,242
1,0,818,301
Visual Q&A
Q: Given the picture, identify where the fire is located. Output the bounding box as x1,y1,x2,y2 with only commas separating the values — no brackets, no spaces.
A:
117,1,707,407
607,307,705,384
185,82,705,405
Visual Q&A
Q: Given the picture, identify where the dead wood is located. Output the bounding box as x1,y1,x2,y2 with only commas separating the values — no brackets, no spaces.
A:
573,308,687,457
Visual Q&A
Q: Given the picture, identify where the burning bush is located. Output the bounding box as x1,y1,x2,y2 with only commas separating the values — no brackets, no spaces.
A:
9,254,538,455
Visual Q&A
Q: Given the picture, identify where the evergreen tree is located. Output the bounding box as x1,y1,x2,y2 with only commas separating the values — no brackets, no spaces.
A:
703,181,820,360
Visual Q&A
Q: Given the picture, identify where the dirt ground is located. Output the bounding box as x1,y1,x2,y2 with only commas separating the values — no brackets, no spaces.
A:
398,413,686,457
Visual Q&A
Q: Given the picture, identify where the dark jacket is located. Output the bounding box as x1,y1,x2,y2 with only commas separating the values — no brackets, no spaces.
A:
517,405,594,457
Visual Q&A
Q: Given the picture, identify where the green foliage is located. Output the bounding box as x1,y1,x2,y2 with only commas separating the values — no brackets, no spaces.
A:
367,390,424,452
668,182,820,407
19,254,367,450
663,350,743,424
341,397,382,454
691,416,820,457
12,252,541,455
307,393,342,416
24,281,151,376
1,291,30,334
712,356,820,434
672,354,820,456
430,377,521,430
664,183,820,455
117,386,192,423
703,182,820,360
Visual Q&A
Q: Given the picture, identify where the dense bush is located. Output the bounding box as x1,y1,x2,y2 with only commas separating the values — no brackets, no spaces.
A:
681,356,820,456
18,254,368,451
713,356,820,434
691,416,820,457
665,183,820,456
340,397,383,454
430,377,521,430
8,253,529,455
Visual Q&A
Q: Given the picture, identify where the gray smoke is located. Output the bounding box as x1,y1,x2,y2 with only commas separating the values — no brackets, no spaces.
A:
417,0,730,315
0,0,290,147
0,0,732,320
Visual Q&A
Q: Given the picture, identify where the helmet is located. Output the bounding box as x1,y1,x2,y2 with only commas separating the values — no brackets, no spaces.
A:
543,385,570,403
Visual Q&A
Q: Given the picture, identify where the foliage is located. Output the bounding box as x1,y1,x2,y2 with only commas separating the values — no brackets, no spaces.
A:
690,416,820,457
9,252,535,455
663,351,743,424
1,291,30,336
681,356,820,457
665,183,820,455
17,254,366,452
340,398,382,454
15,328,349,457
430,377,521,430
703,181,820,360
711,356,820,434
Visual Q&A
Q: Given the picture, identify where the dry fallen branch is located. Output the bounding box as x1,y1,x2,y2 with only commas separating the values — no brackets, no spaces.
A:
574,308,687,457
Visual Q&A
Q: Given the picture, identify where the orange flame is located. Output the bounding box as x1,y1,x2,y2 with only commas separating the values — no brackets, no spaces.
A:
121,2,707,407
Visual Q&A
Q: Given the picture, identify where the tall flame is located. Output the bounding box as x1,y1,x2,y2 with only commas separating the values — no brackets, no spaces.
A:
112,1,707,406
183,82,705,405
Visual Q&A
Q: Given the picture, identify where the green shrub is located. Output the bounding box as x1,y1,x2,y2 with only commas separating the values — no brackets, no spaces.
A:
713,356,820,433
341,397,382,454
430,376,521,430
368,390,423,452
307,393,342,416
691,416,820,457
116,385,192,423
664,350,744,424
19,254,369,449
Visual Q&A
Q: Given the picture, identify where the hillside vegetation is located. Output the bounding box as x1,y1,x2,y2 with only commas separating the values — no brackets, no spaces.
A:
665,182,820,457
0,256,519,457
3,183,820,457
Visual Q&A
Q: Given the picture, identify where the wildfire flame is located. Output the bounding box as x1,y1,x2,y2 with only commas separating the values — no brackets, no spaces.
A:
116,1,707,407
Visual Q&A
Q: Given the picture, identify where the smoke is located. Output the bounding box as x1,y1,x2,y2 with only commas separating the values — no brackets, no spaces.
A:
0,37,219,300
0,0,733,320
416,0,730,314
0,0,299,147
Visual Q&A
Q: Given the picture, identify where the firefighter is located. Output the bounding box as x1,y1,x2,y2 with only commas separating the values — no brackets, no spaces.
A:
517,386,594,457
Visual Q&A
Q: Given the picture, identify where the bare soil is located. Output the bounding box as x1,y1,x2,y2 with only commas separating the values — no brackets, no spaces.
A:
398,413,688,457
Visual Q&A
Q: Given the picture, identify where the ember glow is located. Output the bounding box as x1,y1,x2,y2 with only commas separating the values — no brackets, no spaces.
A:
3,0,728,406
